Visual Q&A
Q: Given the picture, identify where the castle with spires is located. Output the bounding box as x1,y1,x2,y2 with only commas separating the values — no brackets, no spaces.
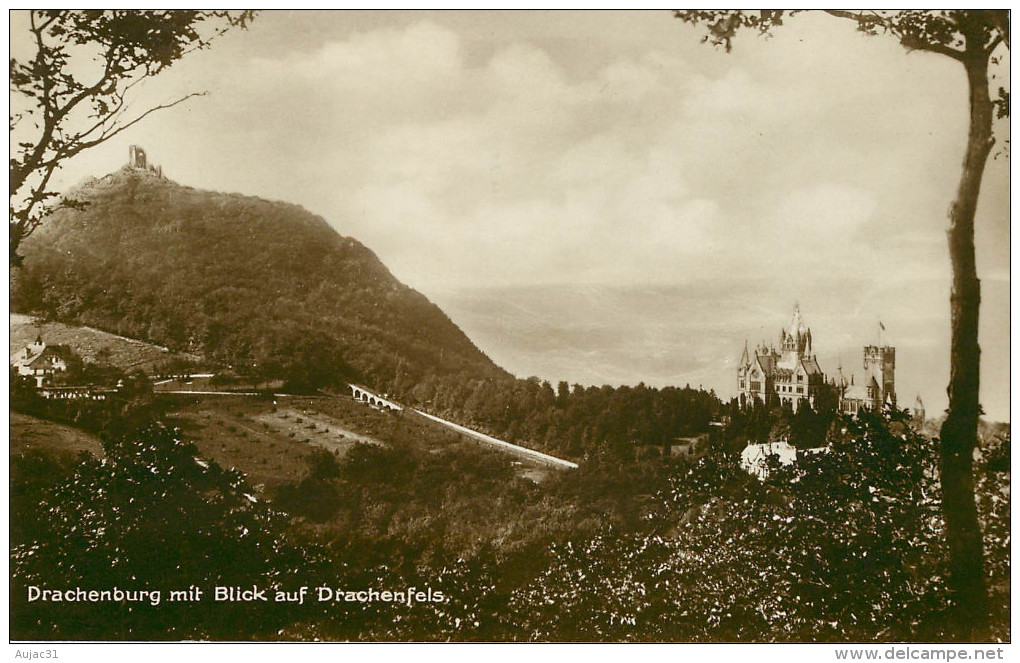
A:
737,305,897,415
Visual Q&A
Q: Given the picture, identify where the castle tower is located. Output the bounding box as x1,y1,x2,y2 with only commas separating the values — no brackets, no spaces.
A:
738,305,824,412
863,323,896,409
834,362,848,389
128,145,147,170
780,304,812,361
737,340,750,395
913,394,925,422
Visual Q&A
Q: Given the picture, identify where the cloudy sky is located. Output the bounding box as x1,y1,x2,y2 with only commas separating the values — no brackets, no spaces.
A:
13,10,1011,419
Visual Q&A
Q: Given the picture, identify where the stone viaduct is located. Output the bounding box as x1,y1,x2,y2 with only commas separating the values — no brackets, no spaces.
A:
348,384,403,412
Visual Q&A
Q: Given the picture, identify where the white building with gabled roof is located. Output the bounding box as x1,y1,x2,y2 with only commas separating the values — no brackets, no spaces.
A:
740,440,798,479
741,440,830,479
11,335,69,387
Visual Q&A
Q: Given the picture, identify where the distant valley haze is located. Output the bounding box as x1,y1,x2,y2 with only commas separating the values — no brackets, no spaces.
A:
429,276,1011,423
11,10,1010,421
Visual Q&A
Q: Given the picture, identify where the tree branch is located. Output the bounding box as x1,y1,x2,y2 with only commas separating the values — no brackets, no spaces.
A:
10,10,256,266
822,9,967,61
904,37,968,61
985,35,1004,57
822,9,884,26
72,92,206,155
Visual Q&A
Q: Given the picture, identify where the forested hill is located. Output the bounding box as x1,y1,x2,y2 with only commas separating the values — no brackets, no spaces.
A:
12,167,509,393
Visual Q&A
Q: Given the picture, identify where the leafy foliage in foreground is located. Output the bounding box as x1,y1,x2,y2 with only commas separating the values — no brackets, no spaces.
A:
291,411,1009,642
10,410,1010,641
10,423,320,640
494,412,1005,642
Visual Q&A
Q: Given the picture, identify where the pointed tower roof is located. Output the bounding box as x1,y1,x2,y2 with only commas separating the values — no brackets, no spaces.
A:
835,363,848,388
789,303,805,339
740,340,750,366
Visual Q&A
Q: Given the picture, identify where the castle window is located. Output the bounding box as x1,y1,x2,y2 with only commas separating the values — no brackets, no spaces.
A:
751,381,761,391
797,386,804,394
797,374,804,383
739,380,745,389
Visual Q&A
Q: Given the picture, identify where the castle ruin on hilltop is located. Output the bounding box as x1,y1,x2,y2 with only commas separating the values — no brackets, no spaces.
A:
737,304,897,415
127,145,163,177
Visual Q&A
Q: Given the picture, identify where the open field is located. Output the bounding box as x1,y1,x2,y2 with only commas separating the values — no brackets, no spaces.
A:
11,387,557,506
10,411,104,459
152,375,286,393
162,393,555,495
164,394,467,493
10,312,200,372
166,396,333,493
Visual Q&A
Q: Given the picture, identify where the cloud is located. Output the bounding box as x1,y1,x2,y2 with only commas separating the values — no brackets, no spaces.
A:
252,21,465,97
215,20,723,286
41,12,1006,299
777,184,876,236
18,10,1007,420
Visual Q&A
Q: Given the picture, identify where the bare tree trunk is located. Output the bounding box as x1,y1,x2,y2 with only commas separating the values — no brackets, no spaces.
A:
938,50,993,641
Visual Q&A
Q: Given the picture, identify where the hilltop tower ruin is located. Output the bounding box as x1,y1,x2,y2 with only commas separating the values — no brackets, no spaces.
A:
128,145,147,169
127,145,163,177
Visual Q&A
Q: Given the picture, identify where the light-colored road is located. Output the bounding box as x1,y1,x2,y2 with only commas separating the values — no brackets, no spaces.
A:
412,409,578,470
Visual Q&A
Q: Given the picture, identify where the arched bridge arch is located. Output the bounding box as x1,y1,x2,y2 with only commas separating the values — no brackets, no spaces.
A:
348,384,403,412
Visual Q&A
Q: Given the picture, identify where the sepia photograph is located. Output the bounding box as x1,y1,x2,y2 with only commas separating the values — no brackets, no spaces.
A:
7,8,1011,650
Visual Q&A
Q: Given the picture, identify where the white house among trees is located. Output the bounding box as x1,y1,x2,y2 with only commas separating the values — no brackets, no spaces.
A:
11,335,68,387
